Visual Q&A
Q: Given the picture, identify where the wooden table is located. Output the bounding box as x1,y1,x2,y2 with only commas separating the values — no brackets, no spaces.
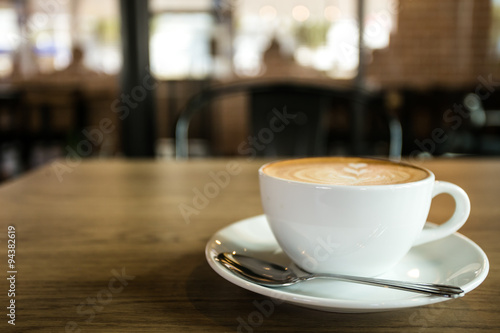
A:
0,158,499,332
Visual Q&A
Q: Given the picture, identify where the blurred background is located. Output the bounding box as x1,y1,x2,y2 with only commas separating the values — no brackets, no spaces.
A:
1,0,500,181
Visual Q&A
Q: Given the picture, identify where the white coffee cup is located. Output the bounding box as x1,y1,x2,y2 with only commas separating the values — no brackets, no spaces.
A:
259,157,470,277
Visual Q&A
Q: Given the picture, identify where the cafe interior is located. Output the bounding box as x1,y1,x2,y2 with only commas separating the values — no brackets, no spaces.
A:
0,0,499,181
1,1,499,330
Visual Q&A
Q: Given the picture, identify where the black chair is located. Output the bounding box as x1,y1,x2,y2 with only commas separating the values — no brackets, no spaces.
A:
0,86,89,181
175,81,402,159
443,92,500,155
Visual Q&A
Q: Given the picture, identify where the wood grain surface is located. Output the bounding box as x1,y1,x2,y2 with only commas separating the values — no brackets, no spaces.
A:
0,158,498,332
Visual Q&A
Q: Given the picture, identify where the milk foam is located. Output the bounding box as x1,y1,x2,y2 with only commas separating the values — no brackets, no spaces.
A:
263,158,429,185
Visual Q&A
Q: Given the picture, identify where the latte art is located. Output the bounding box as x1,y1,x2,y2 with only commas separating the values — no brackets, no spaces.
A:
263,157,429,185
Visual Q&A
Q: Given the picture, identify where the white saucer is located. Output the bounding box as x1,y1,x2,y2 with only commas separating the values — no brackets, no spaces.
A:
205,215,489,313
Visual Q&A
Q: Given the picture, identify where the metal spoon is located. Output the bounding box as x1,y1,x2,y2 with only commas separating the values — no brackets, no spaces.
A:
216,252,464,298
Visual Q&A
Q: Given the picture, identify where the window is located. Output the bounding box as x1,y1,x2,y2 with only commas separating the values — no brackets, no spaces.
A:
233,0,398,79
0,0,121,77
0,6,19,77
150,12,214,79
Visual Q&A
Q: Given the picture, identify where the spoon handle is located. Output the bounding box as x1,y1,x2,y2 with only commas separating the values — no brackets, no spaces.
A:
306,273,464,298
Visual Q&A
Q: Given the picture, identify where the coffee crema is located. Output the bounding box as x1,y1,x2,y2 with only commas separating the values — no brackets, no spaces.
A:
262,157,430,186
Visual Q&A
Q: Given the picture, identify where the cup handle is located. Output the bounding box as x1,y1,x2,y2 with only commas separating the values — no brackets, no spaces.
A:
413,181,471,246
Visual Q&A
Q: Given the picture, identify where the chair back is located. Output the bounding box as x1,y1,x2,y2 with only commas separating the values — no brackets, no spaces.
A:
175,81,402,159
